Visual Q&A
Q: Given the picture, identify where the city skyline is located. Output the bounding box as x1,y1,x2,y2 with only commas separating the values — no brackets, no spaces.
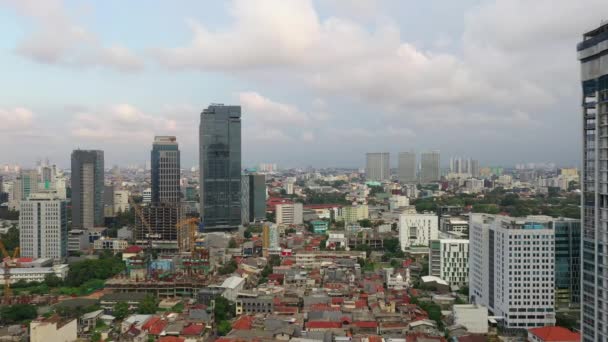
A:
0,0,605,168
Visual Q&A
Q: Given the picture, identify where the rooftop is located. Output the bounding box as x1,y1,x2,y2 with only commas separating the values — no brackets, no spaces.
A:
528,326,581,342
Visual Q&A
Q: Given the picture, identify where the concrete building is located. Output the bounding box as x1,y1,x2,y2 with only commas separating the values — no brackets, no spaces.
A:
114,190,130,213
399,213,438,250
241,174,266,224
142,188,152,203
465,179,484,193
0,264,69,284
93,238,128,252
276,203,303,225
398,151,416,183
311,220,329,234
103,185,115,218
366,153,390,181
429,239,469,288
420,151,440,183
440,216,469,234
389,195,409,211
19,192,68,260
199,104,242,230
469,214,556,329
578,21,608,342
218,276,245,301
71,150,104,229
262,223,279,251
67,229,89,253
452,304,488,334
10,170,39,210
338,205,369,225
30,317,77,342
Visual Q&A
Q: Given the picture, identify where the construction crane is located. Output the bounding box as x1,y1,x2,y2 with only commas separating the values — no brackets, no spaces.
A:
0,241,19,302
176,217,199,255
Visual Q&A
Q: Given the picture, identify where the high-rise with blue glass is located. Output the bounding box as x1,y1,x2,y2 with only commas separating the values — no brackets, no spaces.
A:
579,21,608,341
199,104,242,230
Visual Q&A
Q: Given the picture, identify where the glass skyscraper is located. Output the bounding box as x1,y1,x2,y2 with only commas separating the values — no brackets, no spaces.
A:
199,104,242,230
71,150,104,229
151,136,181,204
578,22,608,341
554,219,580,308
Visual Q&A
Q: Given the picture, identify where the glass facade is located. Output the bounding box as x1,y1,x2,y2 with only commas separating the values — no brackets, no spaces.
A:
554,219,580,308
70,150,104,229
199,105,241,230
578,22,608,342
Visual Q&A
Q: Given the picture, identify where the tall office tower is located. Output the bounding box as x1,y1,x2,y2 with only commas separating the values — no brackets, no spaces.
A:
151,136,181,204
579,22,608,341
71,150,104,229
469,214,556,329
366,152,390,181
199,104,242,230
470,159,480,178
19,192,68,260
241,174,266,224
135,137,182,243
420,151,440,183
19,169,39,200
104,185,115,218
398,152,416,183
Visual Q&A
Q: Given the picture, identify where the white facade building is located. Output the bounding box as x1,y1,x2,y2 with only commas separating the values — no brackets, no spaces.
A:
429,239,469,288
389,195,410,211
93,238,128,252
275,203,303,225
113,190,130,213
0,264,69,284
399,213,438,250
142,188,151,203
469,214,556,329
19,192,68,261
452,304,488,334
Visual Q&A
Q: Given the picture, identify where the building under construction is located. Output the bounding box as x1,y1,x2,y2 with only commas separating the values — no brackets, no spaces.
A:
134,203,182,247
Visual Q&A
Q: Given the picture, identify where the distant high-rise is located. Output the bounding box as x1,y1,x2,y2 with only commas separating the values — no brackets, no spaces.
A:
199,104,242,230
420,151,440,183
398,152,416,183
135,137,182,243
19,192,68,260
241,174,266,224
470,159,480,178
366,153,390,181
578,21,608,341
71,150,104,229
151,136,181,204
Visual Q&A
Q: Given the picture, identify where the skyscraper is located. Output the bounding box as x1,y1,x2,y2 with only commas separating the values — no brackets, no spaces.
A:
71,150,104,229
366,152,390,181
578,21,608,341
135,137,182,243
241,174,266,224
151,136,181,204
398,152,416,183
420,151,440,183
199,104,242,230
19,191,68,261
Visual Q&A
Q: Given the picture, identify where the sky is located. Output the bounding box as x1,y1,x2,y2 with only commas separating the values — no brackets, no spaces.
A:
0,0,606,169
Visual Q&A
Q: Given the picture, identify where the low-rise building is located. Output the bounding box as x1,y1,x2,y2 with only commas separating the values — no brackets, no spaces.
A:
93,238,128,252
67,229,90,253
30,316,77,342
527,326,581,342
452,304,488,334
235,294,274,315
0,264,69,284
310,220,329,234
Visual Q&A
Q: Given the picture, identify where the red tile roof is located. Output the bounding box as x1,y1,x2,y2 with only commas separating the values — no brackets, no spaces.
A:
368,335,383,342
306,321,342,329
158,337,185,342
232,315,254,330
148,319,168,335
181,323,204,336
354,321,378,329
141,316,161,331
124,245,143,253
528,326,581,342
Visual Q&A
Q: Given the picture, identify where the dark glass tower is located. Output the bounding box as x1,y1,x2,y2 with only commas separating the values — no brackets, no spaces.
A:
241,174,266,224
71,150,104,229
151,136,181,204
578,22,608,341
199,104,241,230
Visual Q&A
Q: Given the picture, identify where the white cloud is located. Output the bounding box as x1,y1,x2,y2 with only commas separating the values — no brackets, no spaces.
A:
0,107,34,132
239,92,310,125
2,0,143,71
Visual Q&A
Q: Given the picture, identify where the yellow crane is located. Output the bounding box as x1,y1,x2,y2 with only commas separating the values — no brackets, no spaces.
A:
0,241,19,301
176,217,199,255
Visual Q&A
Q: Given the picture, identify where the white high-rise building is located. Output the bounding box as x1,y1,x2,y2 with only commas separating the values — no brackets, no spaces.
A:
420,151,440,183
366,153,390,181
398,152,416,183
275,203,303,225
399,213,438,250
19,192,68,261
429,239,469,288
469,214,555,329
113,190,130,213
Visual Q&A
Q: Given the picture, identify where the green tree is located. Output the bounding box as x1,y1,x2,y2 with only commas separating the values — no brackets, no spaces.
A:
358,219,372,228
217,320,232,336
0,226,20,253
218,259,238,275
137,295,158,314
91,332,101,342
214,296,234,322
44,274,63,287
113,301,130,320
228,238,238,248
64,254,125,287
0,304,37,323
243,230,252,239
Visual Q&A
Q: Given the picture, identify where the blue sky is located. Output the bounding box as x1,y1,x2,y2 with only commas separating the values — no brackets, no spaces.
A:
0,0,605,169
